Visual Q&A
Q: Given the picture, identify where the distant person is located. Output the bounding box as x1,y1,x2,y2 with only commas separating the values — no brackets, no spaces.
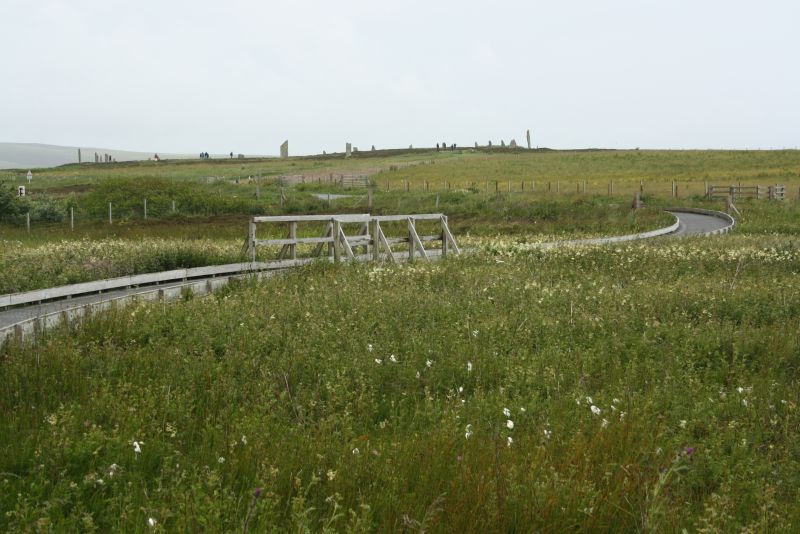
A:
230,151,234,159
436,143,439,151
154,153,160,161
204,152,209,159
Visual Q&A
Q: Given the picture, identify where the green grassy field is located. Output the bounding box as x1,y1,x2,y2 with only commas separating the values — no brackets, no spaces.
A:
1,150,800,531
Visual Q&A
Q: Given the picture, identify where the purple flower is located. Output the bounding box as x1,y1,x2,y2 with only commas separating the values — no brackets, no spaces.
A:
254,487,263,498
684,447,695,457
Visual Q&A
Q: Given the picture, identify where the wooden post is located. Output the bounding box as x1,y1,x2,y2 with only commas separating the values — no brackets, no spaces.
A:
435,193,439,208
671,180,676,198
109,202,112,224
332,219,341,263
548,182,551,192
368,188,373,211
144,198,147,220
632,191,641,210
583,180,587,193
507,180,511,192
289,221,297,260
640,180,644,193
576,182,580,193
556,181,560,194
70,207,74,230
441,215,449,257
407,217,415,261
26,212,30,233
372,219,380,262
386,179,390,191
249,219,256,262
172,200,176,213
495,181,498,193
703,181,708,196
521,181,524,192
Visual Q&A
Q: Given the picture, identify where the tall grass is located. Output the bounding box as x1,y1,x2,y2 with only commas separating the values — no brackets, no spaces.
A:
1,233,799,531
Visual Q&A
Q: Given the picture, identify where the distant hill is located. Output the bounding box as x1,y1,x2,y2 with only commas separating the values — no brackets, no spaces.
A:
0,143,206,170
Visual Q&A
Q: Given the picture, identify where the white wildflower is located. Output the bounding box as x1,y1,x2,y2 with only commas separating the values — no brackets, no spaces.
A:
506,436,513,447
352,448,360,455
590,405,601,416
133,441,141,455
543,429,552,440
389,354,398,363
218,456,225,464
585,396,594,404
465,424,473,439
367,344,373,352
467,362,473,372
503,407,511,417
679,420,687,429
471,330,479,337
601,418,609,428
241,435,247,445
374,358,382,365
426,359,433,368
147,517,157,528
506,419,514,430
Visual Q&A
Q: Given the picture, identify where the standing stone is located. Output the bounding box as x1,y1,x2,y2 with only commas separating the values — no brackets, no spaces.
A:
509,139,517,148
409,145,413,149
371,145,376,151
488,141,492,147
78,148,82,163
345,142,352,158
94,152,99,163
526,129,531,149
475,141,478,148
280,140,289,159
500,140,505,147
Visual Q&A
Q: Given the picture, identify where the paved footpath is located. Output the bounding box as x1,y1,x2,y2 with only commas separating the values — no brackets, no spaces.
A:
668,211,731,236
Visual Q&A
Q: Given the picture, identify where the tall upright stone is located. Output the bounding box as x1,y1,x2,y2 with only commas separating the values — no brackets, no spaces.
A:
78,148,82,163
509,139,517,148
474,141,478,148
280,140,289,159
94,152,99,163
500,140,505,147
488,141,492,148
345,142,352,157
526,129,531,149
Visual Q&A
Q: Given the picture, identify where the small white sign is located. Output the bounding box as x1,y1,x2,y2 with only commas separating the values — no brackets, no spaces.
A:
18,185,26,196
26,170,32,182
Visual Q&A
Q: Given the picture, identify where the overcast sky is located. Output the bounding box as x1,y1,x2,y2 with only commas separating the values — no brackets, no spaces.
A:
1,0,798,155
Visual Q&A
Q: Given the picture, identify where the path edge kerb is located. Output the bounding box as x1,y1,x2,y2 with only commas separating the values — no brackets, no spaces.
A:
540,211,680,249
665,207,736,236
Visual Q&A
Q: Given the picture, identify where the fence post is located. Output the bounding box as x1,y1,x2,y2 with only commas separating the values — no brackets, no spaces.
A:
583,180,587,193
109,202,112,224
249,219,256,262
26,212,30,233
435,193,439,208
508,180,511,192
556,181,560,194
441,215,449,257
70,207,74,230
371,219,380,262
368,188,373,211
144,198,148,220
172,200,176,213
407,217,415,261
289,221,297,260
332,219,341,263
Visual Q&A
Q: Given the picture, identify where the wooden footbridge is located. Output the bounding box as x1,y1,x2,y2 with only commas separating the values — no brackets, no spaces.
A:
246,213,460,264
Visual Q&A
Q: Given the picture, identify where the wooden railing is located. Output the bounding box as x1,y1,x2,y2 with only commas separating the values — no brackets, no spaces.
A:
247,213,460,263
707,185,785,200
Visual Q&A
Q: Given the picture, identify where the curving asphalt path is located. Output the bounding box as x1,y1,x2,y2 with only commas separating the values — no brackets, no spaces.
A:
668,211,731,236
0,209,732,336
